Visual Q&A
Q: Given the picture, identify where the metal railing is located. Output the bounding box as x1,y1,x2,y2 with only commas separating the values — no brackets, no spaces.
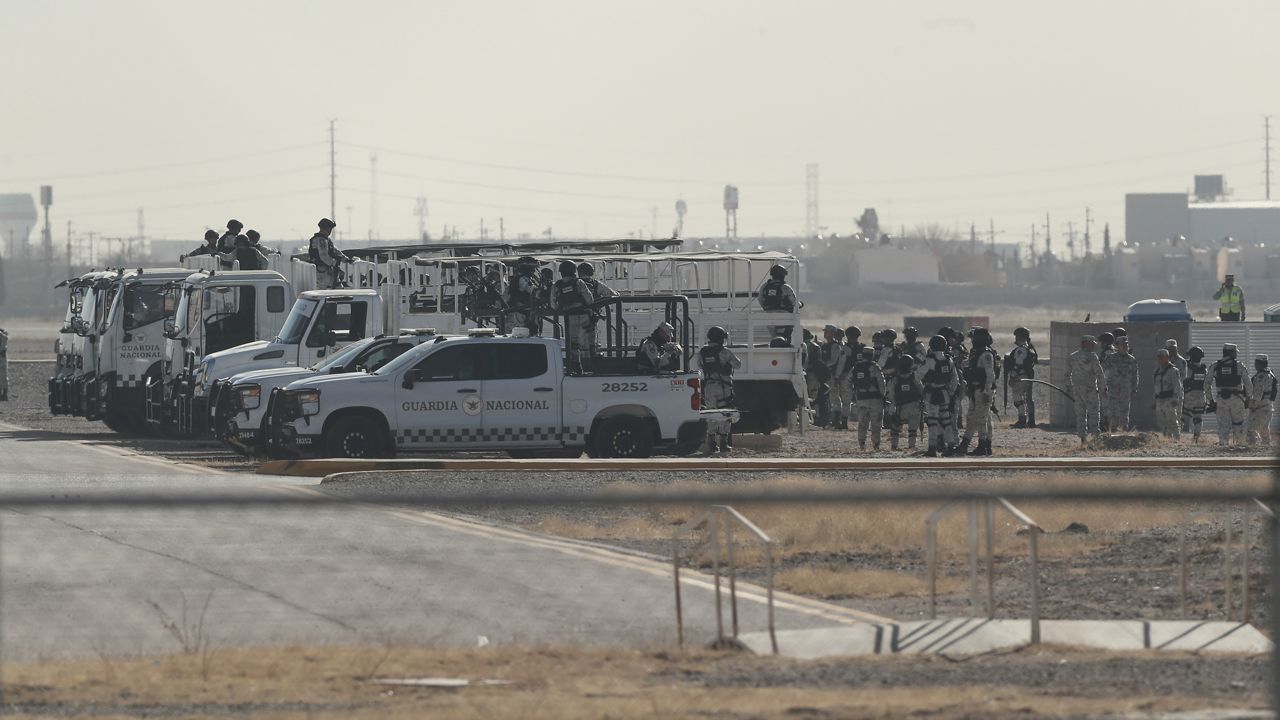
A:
672,505,778,654
925,494,1042,643
1181,498,1275,623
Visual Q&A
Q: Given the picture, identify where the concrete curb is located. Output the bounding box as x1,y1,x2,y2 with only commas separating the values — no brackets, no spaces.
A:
738,619,1274,658
257,455,1280,478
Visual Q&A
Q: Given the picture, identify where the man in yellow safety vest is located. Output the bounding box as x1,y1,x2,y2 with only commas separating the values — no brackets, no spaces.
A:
1213,274,1245,321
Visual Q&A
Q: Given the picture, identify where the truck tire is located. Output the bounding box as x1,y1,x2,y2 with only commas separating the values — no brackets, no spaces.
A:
591,417,653,459
324,415,387,459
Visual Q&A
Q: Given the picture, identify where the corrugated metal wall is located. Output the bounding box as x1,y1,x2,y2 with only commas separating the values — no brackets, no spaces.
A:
1190,323,1280,433
1049,321,1190,431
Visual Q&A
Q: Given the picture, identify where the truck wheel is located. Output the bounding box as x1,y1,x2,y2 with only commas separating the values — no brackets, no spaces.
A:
591,417,652,459
324,416,386,459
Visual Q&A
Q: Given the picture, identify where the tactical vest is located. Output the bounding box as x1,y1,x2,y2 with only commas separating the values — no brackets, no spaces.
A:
1154,365,1176,399
893,376,921,405
1214,359,1242,389
1183,362,1207,392
965,350,989,389
923,353,953,387
700,345,732,379
1256,370,1278,401
508,275,534,307
759,279,792,311
850,361,881,399
554,277,585,307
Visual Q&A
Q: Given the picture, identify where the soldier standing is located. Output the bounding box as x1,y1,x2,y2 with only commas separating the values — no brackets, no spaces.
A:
902,327,927,367
1209,343,1252,446
1103,336,1138,433
886,355,923,451
943,327,969,432
308,218,349,289
955,327,996,456
0,326,8,401
1213,274,1245,321
758,264,797,344
921,334,959,457
577,262,617,356
1065,335,1104,442
1096,332,1116,432
802,329,831,426
503,257,541,335
233,230,270,271
216,219,244,269
821,325,852,430
849,347,886,451
1247,354,1277,446
1006,327,1038,428
696,326,741,454
1181,346,1210,441
1152,349,1184,438
551,260,595,373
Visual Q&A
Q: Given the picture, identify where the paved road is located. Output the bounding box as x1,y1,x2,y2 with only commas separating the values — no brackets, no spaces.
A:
0,426,875,661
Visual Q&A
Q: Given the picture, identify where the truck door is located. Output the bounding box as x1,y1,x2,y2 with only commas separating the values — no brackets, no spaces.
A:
394,344,487,449
203,285,256,354
481,343,559,448
300,299,369,367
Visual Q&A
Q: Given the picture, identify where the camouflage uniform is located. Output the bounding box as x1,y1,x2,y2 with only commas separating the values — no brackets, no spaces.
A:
1065,343,1104,440
696,342,741,451
921,350,959,453
1177,356,1208,438
886,368,923,450
849,356,886,450
1247,363,1277,446
1209,352,1252,446
1102,350,1139,432
1152,361,1183,438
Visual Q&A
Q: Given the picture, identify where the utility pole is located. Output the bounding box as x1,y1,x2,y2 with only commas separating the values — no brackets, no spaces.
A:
1265,115,1273,200
369,153,378,243
1065,221,1076,262
1030,224,1037,261
1083,207,1093,257
329,119,337,226
1043,213,1052,257
969,222,977,254
414,196,429,241
499,217,505,242
987,218,999,251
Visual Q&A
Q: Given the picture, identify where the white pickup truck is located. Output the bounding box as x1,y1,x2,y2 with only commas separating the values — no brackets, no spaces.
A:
215,330,440,454
266,329,713,459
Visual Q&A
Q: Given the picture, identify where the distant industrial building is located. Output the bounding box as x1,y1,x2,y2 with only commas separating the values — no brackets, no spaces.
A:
1125,175,1280,246
0,194,37,258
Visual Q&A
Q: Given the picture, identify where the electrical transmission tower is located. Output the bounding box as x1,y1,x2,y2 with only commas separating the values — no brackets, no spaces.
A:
804,163,819,238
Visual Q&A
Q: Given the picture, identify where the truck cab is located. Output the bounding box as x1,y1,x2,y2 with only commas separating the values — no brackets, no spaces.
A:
148,270,296,435
48,271,103,415
215,329,438,454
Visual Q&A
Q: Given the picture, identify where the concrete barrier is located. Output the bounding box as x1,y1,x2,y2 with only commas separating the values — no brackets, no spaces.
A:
257,455,1280,478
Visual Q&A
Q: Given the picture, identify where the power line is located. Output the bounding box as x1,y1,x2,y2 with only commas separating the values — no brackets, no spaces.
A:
0,142,325,185
66,165,329,201
67,186,327,219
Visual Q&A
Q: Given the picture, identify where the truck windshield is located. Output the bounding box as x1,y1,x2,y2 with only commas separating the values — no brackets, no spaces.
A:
314,337,375,371
172,287,194,336
62,286,86,332
277,298,319,344
124,284,172,331
77,287,98,335
373,341,436,377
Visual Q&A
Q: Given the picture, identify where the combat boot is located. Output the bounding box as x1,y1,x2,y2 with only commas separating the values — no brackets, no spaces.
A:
705,440,719,455
981,439,993,456
1027,408,1037,428
908,435,917,450
890,438,899,451
965,439,985,456
1011,418,1026,429
948,438,970,457
921,445,938,458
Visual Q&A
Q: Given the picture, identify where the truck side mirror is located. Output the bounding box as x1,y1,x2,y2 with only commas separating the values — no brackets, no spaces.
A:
163,318,176,337
327,330,338,347
401,368,421,390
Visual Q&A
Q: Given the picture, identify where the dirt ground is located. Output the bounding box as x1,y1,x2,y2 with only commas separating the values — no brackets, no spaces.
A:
1,644,1271,720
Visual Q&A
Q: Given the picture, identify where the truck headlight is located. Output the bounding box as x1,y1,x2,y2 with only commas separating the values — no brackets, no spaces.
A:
295,389,321,417
238,384,261,411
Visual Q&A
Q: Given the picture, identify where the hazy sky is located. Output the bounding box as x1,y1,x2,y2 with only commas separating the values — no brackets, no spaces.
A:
2,1,1277,249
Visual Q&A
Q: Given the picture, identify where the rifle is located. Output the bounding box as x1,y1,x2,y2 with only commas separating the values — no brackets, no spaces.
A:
1019,378,1075,404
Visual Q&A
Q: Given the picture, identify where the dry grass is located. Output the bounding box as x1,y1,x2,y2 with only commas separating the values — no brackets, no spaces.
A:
1,644,1262,720
524,472,1272,566
775,566,965,599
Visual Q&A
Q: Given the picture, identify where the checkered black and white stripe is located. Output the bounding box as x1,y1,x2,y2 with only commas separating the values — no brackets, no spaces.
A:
116,374,145,388
397,425,587,445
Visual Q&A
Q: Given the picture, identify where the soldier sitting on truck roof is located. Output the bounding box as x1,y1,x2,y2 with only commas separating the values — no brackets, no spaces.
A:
181,230,220,262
